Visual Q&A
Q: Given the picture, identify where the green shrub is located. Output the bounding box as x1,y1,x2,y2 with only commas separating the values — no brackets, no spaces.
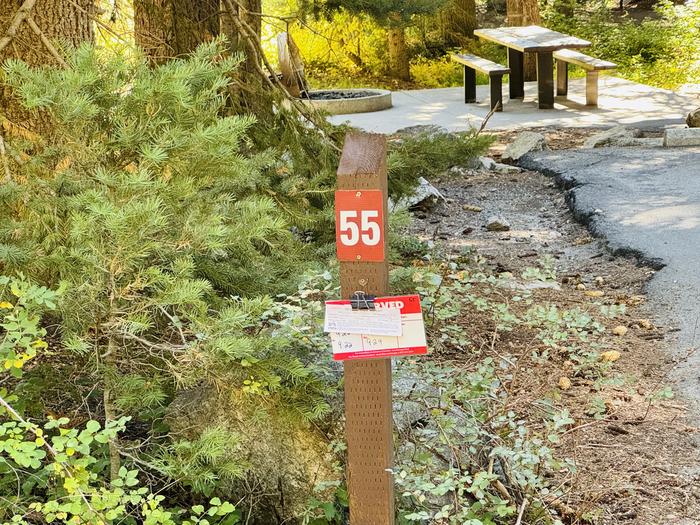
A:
0,40,335,520
388,129,494,201
410,56,464,88
543,0,700,89
0,275,240,524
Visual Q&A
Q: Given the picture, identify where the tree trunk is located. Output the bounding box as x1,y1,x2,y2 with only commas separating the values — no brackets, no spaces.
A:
221,0,261,74
506,0,541,81
442,0,477,47
387,26,411,81
0,0,93,131
134,0,219,64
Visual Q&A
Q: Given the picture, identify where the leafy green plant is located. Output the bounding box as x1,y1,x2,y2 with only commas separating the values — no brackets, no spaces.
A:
0,275,240,524
543,0,700,89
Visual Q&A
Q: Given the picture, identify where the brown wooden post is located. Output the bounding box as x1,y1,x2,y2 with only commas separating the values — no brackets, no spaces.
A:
464,65,477,103
337,132,394,525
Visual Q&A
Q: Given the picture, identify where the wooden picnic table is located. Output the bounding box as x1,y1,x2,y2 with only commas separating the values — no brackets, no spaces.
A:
473,25,590,109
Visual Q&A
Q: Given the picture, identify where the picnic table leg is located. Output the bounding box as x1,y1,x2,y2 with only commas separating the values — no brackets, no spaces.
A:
507,48,524,99
556,60,568,97
585,71,599,106
463,65,476,103
489,74,504,112
536,51,554,109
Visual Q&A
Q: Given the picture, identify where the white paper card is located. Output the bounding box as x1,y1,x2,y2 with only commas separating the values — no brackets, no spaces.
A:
323,304,402,336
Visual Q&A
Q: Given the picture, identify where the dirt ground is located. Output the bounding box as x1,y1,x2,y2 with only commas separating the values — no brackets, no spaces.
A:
407,131,700,524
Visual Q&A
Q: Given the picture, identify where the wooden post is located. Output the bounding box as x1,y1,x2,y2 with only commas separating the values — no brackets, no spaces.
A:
337,133,394,525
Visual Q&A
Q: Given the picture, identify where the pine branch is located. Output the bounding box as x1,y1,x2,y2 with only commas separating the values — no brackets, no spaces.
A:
25,16,68,68
221,0,341,153
0,132,11,183
0,0,38,54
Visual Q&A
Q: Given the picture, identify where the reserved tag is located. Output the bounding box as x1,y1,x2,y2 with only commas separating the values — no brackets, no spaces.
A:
324,303,402,337
326,295,428,361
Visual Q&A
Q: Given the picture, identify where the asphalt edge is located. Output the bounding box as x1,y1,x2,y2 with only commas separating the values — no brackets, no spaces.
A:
518,152,666,271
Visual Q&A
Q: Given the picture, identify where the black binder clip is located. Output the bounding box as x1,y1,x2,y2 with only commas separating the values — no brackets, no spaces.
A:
350,291,376,311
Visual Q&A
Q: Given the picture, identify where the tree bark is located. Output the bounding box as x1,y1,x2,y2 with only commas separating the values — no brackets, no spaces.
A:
441,0,477,47
221,0,261,74
0,0,93,131
387,26,410,81
506,0,541,81
134,0,219,64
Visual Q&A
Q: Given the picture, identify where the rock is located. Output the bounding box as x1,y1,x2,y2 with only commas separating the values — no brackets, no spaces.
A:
664,127,700,146
391,176,445,211
479,156,497,170
166,386,336,523
485,216,510,232
600,350,621,362
494,162,522,173
393,367,440,432
633,137,664,147
448,165,473,177
501,132,547,163
638,319,653,330
687,108,700,127
612,325,628,337
583,125,643,148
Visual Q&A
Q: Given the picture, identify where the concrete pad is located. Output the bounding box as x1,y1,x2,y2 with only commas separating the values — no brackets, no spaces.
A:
328,76,697,133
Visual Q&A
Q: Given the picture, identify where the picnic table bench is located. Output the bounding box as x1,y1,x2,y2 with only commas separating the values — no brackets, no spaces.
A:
554,49,617,107
473,25,591,109
450,53,509,111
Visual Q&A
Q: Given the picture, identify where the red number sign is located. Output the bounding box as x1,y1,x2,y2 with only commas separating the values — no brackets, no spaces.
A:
335,190,385,262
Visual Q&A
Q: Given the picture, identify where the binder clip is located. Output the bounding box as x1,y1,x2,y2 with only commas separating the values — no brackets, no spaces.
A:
350,291,376,311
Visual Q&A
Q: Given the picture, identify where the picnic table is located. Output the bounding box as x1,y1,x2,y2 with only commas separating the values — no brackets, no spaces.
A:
473,25,590,109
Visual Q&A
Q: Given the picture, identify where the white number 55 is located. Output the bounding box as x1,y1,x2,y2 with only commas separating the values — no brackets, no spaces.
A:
339,210,381,246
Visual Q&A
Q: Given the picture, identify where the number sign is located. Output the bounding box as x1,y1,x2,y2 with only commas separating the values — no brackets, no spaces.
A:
335,190,385,262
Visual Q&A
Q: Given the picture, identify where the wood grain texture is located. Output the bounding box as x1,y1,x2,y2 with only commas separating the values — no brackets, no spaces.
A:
337,132,387,179
451,53,509,75
474,25,590,53
553,49,617,70
337,132,394,525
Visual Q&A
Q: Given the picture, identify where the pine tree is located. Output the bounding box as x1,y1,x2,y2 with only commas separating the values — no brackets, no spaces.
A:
441,0,477,47
0,39,332,491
